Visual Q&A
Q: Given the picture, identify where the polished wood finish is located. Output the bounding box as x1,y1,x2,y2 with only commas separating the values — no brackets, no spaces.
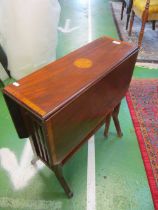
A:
3,36,138,198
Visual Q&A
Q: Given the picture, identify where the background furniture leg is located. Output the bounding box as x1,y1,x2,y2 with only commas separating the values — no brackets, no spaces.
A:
126,0,133,30
126,13,130,30
152,21,156,30
138,0,150,47
121,1,126,20
54,164,73,198
138,16,147,47
129,10,135,35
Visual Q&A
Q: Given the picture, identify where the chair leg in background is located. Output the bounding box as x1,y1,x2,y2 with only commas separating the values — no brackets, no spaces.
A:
121,1,126,20
138,20,146,47
152,20,156,30
138,1,150,47
126,13,130,30
128,10,135,36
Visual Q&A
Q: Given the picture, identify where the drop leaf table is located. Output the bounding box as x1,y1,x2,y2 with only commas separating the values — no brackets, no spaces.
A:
3,36,138,198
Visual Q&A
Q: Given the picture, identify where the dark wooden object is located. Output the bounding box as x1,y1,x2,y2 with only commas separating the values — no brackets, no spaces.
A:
121,0,133,30
3,36,138,198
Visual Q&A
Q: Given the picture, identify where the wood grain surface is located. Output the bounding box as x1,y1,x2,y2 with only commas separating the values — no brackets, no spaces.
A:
3,36,138,119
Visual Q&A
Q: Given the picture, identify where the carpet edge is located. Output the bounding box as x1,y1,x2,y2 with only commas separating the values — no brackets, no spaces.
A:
126,89,158,210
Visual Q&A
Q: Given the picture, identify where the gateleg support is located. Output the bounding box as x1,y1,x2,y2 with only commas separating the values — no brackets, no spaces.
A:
104,113,112,137
112,103,123,137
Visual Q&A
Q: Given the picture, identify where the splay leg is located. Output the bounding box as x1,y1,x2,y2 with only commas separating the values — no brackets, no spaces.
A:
129,10,135,36
112,103,123,137
104,113,112,137
54,164,73,198
104,102,123,138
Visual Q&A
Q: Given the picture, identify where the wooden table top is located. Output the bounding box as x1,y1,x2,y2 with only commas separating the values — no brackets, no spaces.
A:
3,36,138,119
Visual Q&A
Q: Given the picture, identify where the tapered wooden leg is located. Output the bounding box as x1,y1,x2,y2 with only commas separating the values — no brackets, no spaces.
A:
138,21,146,47
129,10,135,36
104,113,112,137
54,164,73,198
121,1,126,20
138,3,149,47
112,103,123,137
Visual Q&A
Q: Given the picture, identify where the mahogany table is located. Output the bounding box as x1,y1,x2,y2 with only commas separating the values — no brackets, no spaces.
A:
3,36,138,198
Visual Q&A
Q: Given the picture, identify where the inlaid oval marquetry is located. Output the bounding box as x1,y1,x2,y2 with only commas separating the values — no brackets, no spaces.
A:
73,58,93,69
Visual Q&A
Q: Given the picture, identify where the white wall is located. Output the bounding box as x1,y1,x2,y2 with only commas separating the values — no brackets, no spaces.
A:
0,0,61,80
